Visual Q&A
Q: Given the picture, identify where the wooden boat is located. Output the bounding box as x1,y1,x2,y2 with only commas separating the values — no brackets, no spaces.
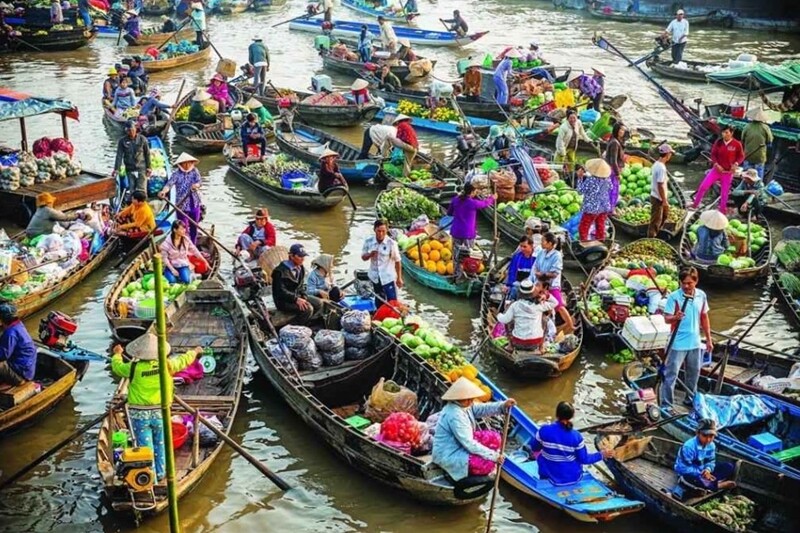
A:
248,85,379,127
142,45,211,73
381,151,461,205
97,283,248,516
274,124,380,184
646,55,719,83
289,17,489,48
371,105,494,137
400,253,484,297
225,151,348,210
586,6,713,25
247,302,496,505
321,50,435,83
170,84,244,137
679,210,772,284
371,86,509,121
623,360,800,481
598,432,799,532
479,257,583,378
763,192,800,222
103,234,222,342
243,85,313,115
141,0,174,16
0,350,88,437
216,0,251,14
127,28,195,47
102,105,169,138
340,0,414,22
13,27,95,52
769,227,800,328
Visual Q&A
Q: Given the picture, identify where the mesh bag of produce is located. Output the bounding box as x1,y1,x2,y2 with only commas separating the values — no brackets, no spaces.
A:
468,430,502,476
279,325,313,350
314,329,345,352
265,338,293,366
341,310,371,333
364,378,418,422
345,346,371,361
293,338,322,371
343,330,372,348
379,412,421,448
321,348,345,367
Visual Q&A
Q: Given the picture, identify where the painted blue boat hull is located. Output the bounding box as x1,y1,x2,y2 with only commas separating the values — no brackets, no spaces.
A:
95,25,123,38
340,0,411,22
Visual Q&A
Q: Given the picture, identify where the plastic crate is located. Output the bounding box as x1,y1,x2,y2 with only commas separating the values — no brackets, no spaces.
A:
340,295,376,312
747,432,783,453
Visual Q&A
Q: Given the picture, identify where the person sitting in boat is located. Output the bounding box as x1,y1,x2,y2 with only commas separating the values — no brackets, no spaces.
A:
111,334,202,485
26,192,85,238
245,98,272,126
675,418,736,493
160,14,177,33
102,67,120,108
351,78,373,107
693,210,730,262
357,24,373,63
272,243,315,325
112,77,137,113
731,169,767,217
526,41,543,63
188,89,218,125
161,219,210,284
394,38,418,63
138,88,171,125
533,231,575,333
124,11,141,40
496,279,558,352
236,208,276,261
567,70,603,113
306,253,342,303
208,73,233,113
463,60,482,99
317,149,348,193
50,0,63,23
115,191,156,238
378,64,403,92
377,16,398,54
531,401,614,485
432,377,515,482
0,303,37,386
576,158,612,241
127,56,148,89
505,236,535,299
442,9,468,37
240,113,268,161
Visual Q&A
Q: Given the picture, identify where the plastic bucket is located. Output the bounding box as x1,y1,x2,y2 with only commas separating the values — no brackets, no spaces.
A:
171,422,188,449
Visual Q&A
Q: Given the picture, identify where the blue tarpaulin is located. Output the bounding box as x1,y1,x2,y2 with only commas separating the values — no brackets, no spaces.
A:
693,393,776,430
0,88,78,122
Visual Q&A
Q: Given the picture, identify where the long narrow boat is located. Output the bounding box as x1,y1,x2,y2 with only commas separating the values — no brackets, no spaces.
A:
246,302,496,505
321,50,435,83
623,360,800,482
142,45,211,73
97,283,248,516
171,85,244,137
598,432,799,531
587,6,713,25
371,104,494,137
645,55,720,83
763,192,800,222
274,124,380,184
480,257,583,378
248,87,379,127
103,234,222,342
400,253,484,297
769,227,800,328
679,210,772,284
371,86,509,121
289,17,488,48
127,27,195,47
225,149,348,210
381,151,462,205
102,105,169,138
0,350,88,437
12,27,95,51
340,0,414,22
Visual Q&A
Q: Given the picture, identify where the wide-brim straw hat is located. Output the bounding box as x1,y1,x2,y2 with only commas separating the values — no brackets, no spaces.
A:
592,67,605,77
245,97,263,110
699,210,729,231
398,38,411,48
351,78,369,91
317,148,339,160
36,192,56,207
442,377,486,401
175,152,199,166
126,332,170,361
566,71,582,84
504,48,522,59
392,113,412,124
193,89,212,102
191,2,203,9
747,107,769,123
585,158,612,178
742,168,760,182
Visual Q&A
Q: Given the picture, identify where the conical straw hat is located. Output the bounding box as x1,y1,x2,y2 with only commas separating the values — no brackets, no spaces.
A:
126,333,171,361
699,210,729,231
442,377,486,401
585,158,612,178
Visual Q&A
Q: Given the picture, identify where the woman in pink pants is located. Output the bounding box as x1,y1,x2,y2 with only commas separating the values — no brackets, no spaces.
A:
692,125,744,212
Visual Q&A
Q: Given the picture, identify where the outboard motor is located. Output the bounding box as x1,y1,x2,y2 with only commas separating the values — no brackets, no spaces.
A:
624,388,661,425
38,311,78,350
233,266,261,302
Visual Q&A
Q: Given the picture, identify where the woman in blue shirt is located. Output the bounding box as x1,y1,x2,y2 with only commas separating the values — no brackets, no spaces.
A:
0,303,37,385
694,210,729,262
505,235,535,299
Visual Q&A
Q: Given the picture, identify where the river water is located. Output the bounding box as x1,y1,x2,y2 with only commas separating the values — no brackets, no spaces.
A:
0,2,799,532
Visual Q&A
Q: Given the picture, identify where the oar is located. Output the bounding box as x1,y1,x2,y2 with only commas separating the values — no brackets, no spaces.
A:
161,78,186,140
271,11,315,28
0,257,63,287
712,297,777,394
711,329,799,360
173,395,290,490
202,31,224,60
484,408,511,533
0,401,122,490
14,36,45,53
438,18,463,48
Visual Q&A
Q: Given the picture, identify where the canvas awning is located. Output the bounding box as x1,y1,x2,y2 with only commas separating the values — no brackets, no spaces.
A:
707,62,800,92
0,87,79,122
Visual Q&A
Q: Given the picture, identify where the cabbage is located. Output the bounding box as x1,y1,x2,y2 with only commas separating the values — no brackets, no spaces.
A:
717,254,733,266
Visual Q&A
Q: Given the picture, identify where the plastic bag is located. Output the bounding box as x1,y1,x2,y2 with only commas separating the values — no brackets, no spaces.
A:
341,310,371,333
279,325,313,350
468,430,502,476
345,346,371,361
265,338,293,366
321,348,345,367
343,330,372,348
314,329,345,352
364,378,418,422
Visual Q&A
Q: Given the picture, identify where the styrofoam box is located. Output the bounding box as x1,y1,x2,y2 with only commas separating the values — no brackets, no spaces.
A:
622,316,659,351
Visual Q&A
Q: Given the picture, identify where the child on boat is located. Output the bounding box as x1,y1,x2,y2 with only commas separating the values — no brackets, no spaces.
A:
674,418,736,492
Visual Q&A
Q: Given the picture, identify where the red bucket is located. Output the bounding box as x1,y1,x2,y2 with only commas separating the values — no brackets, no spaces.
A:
730,105,745,119
171,422,188,449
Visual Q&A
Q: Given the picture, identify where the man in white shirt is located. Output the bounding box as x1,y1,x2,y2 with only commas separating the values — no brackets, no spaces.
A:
317,0,334,23
377,16,398,54
361,219,404,307
663,9,689,64
649,143,674,238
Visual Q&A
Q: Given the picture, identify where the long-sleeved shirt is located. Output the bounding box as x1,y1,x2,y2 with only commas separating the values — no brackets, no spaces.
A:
208,82,233,107
578,75,602,99
111,349,198,406
125,16,141,38
161,234,201,270
577,175,612,214
741,121,774,165
238,221,276,249
139,96,170,117
164,167,202,211
464,69,482,97
493,58,513,81
604,138,625,176
318,159,347,192
26,206,78,237
50,3,63,23
665,18,689,43
306,268,332,297
369,124,405,156
694,226,729,262
531,422,602,485
731,179,767,208
241,121,265,145
0,320,37,381
447,195,495,240
190,7,206,32
506,250,535,287
112,86,136,110
379,21,397,48
271,260,306,311
248,41,269,66
533,247,563,290
432,401,506,481
710,138,744,172
114,133,150,173
118,202,156,232
395,121,418,149
674,436,716,478
443,15,468,34
555,120,592,155
497,295,557,340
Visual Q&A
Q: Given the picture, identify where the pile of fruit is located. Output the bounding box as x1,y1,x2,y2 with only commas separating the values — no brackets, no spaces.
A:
375,187,440,226
525,90,554,110
379,412,421,448
496,180,582,226
615,204,685,226
606,348,635,364
141,40,199,61
687,219,767,268
696,494,757,531
404,236,458,276
382,162,441,188
395,100,459,122
615,162,686,226
115,272,201,318
174,102,218,122
241,154,311,188
374,316,492,401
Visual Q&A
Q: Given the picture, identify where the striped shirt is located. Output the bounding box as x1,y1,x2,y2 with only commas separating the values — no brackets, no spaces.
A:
531,422,603,485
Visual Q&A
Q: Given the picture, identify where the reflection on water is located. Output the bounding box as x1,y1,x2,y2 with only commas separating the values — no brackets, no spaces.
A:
0,2,798,531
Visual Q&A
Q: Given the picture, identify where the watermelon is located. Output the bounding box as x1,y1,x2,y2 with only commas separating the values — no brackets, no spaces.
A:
717,254,733,266
567,202,581,214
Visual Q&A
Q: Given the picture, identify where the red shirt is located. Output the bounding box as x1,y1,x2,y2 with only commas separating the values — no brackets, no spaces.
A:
710,138,744,172
396,122,418,148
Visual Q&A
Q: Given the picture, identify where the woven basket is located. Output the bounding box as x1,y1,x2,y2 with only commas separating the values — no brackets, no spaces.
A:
257,246,289,284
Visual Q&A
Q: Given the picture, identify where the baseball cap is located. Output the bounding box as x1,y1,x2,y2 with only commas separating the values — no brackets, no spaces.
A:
289,244,308,257
658,143,675,154
698,418,717,436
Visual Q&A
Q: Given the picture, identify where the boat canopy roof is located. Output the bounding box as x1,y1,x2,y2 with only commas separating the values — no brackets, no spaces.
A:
0,87,79,122
707,62,800,91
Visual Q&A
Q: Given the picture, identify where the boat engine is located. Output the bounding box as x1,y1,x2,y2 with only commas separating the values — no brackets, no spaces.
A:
233,266,262,302
624,388,661,425
38,311,78,350
116,447,155,493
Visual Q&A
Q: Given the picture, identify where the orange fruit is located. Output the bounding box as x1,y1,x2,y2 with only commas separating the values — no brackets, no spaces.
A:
421,243,431,254
408,248,419,260
441,249,452,261
426,260,437,272
430,240,443,251
429,250,441,262
446,262,454,275
421,252,429,262
436,261,447,275
478,262,485,274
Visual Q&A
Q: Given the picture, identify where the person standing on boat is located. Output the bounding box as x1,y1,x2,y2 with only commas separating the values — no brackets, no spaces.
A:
674,419,736,492
50,0,63,23
447,182,495,280
362,219,403,307
530,401,614,484
497,279,558,352
377,16,397,54
590,68,605,111
358,123,415,170
111,334,201,485
125,11,142,40
190,2,206,48
102,67,120,108
660,266,712,410
160,219,210,284
248,37,270,96
236,208,276,261
316,149,348,193
441,10,468,37
159,152,204,243
463,60,482,99
493,48,519,106
555,109,594,173
731,169,767,217
604,122,626,211
315,0,334,24
26,193,85,238
272,243,315,325
393,114,418,175
741,108,773,180
114,121,151,195
0,303,37,386
115,191,156,237
532,232,575,333
576,158,612,242
648,143,674,238
566,71,603,112
357,25,372,63
504,236,535,299
78,0,92,28
160,14,177,33
432,377,515,481
691,125,744,213
663,9,689,64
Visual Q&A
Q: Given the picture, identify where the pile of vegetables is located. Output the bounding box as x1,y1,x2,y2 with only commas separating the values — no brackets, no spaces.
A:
496,180,582,226
382,158,441,188
615,204,684,226
379,412,421,448
525,90,555,110
0,151,81,191
116,272,201,318
395,100,460,122
376,187,440,226
695,494,757,531
241,154,311,188
687,219,767,269
174,102,218,122
615,162,686,226
606,348,635,364
775,240,800,271
779,272,800,299
141,40,199,61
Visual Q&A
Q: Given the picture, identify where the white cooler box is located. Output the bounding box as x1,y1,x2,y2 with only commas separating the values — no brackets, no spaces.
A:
621,315,671,351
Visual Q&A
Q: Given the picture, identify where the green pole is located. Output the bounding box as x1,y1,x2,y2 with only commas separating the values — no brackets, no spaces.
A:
153,252,181,532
